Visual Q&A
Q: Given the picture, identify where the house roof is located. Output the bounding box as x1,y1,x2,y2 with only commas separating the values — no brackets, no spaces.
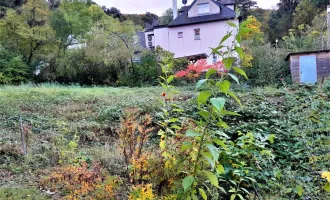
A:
168,0,236,27
179,6,189,12
216,0,235,5
177,53,208,61
137,31,146,48
285,49,330,61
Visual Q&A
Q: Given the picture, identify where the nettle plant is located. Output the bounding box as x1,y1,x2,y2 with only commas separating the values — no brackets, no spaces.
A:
158,20,275,200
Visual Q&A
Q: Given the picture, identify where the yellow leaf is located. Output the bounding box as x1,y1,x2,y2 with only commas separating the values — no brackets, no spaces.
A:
160,139,166,150
321,172,330,182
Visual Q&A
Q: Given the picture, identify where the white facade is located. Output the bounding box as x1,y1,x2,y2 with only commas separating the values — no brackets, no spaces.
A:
144,0,237,63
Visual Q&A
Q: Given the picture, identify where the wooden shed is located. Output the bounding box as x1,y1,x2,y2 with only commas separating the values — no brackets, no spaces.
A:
285,50,330,83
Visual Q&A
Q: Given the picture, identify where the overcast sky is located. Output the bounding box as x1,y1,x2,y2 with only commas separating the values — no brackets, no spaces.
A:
93,0,280,15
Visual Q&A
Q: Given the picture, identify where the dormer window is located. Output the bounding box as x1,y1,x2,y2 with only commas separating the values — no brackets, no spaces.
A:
198,3,210,15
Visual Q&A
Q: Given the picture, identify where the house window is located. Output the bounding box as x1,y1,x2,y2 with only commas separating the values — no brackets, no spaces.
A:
213,54,217,63
194,29,200,40
198,3,210,15
178,32,183,38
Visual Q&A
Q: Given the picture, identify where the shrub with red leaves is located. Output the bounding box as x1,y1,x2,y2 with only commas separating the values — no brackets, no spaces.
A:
175,59,226,79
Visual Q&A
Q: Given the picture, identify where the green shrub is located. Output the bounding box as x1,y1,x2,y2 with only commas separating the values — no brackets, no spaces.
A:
0,48,29,84
244,43,291,86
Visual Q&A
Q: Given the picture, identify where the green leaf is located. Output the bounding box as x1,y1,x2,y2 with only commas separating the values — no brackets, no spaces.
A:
236,34,242,44
229,188,236,193
199,110,211,120
220,80,231,94
183,176,195,192
206,144,219,161
237,194,245,200
224,57,235,70
235,46,244,59
169,118,179,123
268,134,275,144
239,27,252,36
202,152,215,169
324,182,330,191
198,188,207,200
274,168,282,180
211,46,224,55
296,185,304,197
228,73,239,84
221,110,241,116
161,65,167,73
230,194,236,200
160,82,168,89
196,79,208,89
210,98,226,112
206,68,217,79
167,75,176,84
227,22,237,28
203,171,219,188
220,33,232,45
216,164,225,174
216,121,230,129
213,138,228,149
233,67,248,80
186,130,201,137
228,91,242,107
182,141,192,151
198,91,211,104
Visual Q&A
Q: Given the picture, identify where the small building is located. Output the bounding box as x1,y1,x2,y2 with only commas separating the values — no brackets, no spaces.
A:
143,0,237,64
286,50,330,83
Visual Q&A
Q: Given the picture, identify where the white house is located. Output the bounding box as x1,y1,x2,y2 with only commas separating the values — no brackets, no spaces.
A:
143,0,238,63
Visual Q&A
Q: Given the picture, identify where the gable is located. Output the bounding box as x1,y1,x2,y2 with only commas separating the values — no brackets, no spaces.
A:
188,0,220,18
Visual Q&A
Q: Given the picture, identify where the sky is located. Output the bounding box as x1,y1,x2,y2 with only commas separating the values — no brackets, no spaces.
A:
93,0,280,15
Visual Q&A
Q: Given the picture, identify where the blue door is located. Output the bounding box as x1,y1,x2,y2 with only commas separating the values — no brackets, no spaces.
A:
300,55,317,83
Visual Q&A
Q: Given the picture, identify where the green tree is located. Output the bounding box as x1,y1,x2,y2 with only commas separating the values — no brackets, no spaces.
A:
50,0,93,55
159,8,173,25
0,0,56,78
235,0,257,19
85,16,141,75
292,0,318,30
0,48,29,84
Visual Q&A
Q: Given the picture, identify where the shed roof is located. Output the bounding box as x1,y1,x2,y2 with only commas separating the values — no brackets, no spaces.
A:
168,0,236,27
285,49,330,61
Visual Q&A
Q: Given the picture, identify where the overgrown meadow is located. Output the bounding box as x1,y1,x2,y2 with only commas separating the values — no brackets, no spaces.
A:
1,1,330,199
1,81,330,199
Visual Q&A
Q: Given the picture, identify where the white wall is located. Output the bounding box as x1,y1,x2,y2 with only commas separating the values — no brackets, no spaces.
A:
154,27,170,51
145,19,238,63
166,19,238,62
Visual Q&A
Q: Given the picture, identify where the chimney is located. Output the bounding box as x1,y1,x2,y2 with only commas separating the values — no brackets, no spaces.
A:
327,5,330,49
172,0,178,20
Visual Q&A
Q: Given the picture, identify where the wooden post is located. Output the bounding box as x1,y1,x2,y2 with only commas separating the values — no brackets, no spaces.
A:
19,112,27,155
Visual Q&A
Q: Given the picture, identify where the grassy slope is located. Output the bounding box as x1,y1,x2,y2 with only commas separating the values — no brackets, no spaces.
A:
1,84,329,199
0,84,196,198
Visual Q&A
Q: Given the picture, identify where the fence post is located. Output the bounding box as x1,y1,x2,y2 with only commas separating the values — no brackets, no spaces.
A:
20,111,27,155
